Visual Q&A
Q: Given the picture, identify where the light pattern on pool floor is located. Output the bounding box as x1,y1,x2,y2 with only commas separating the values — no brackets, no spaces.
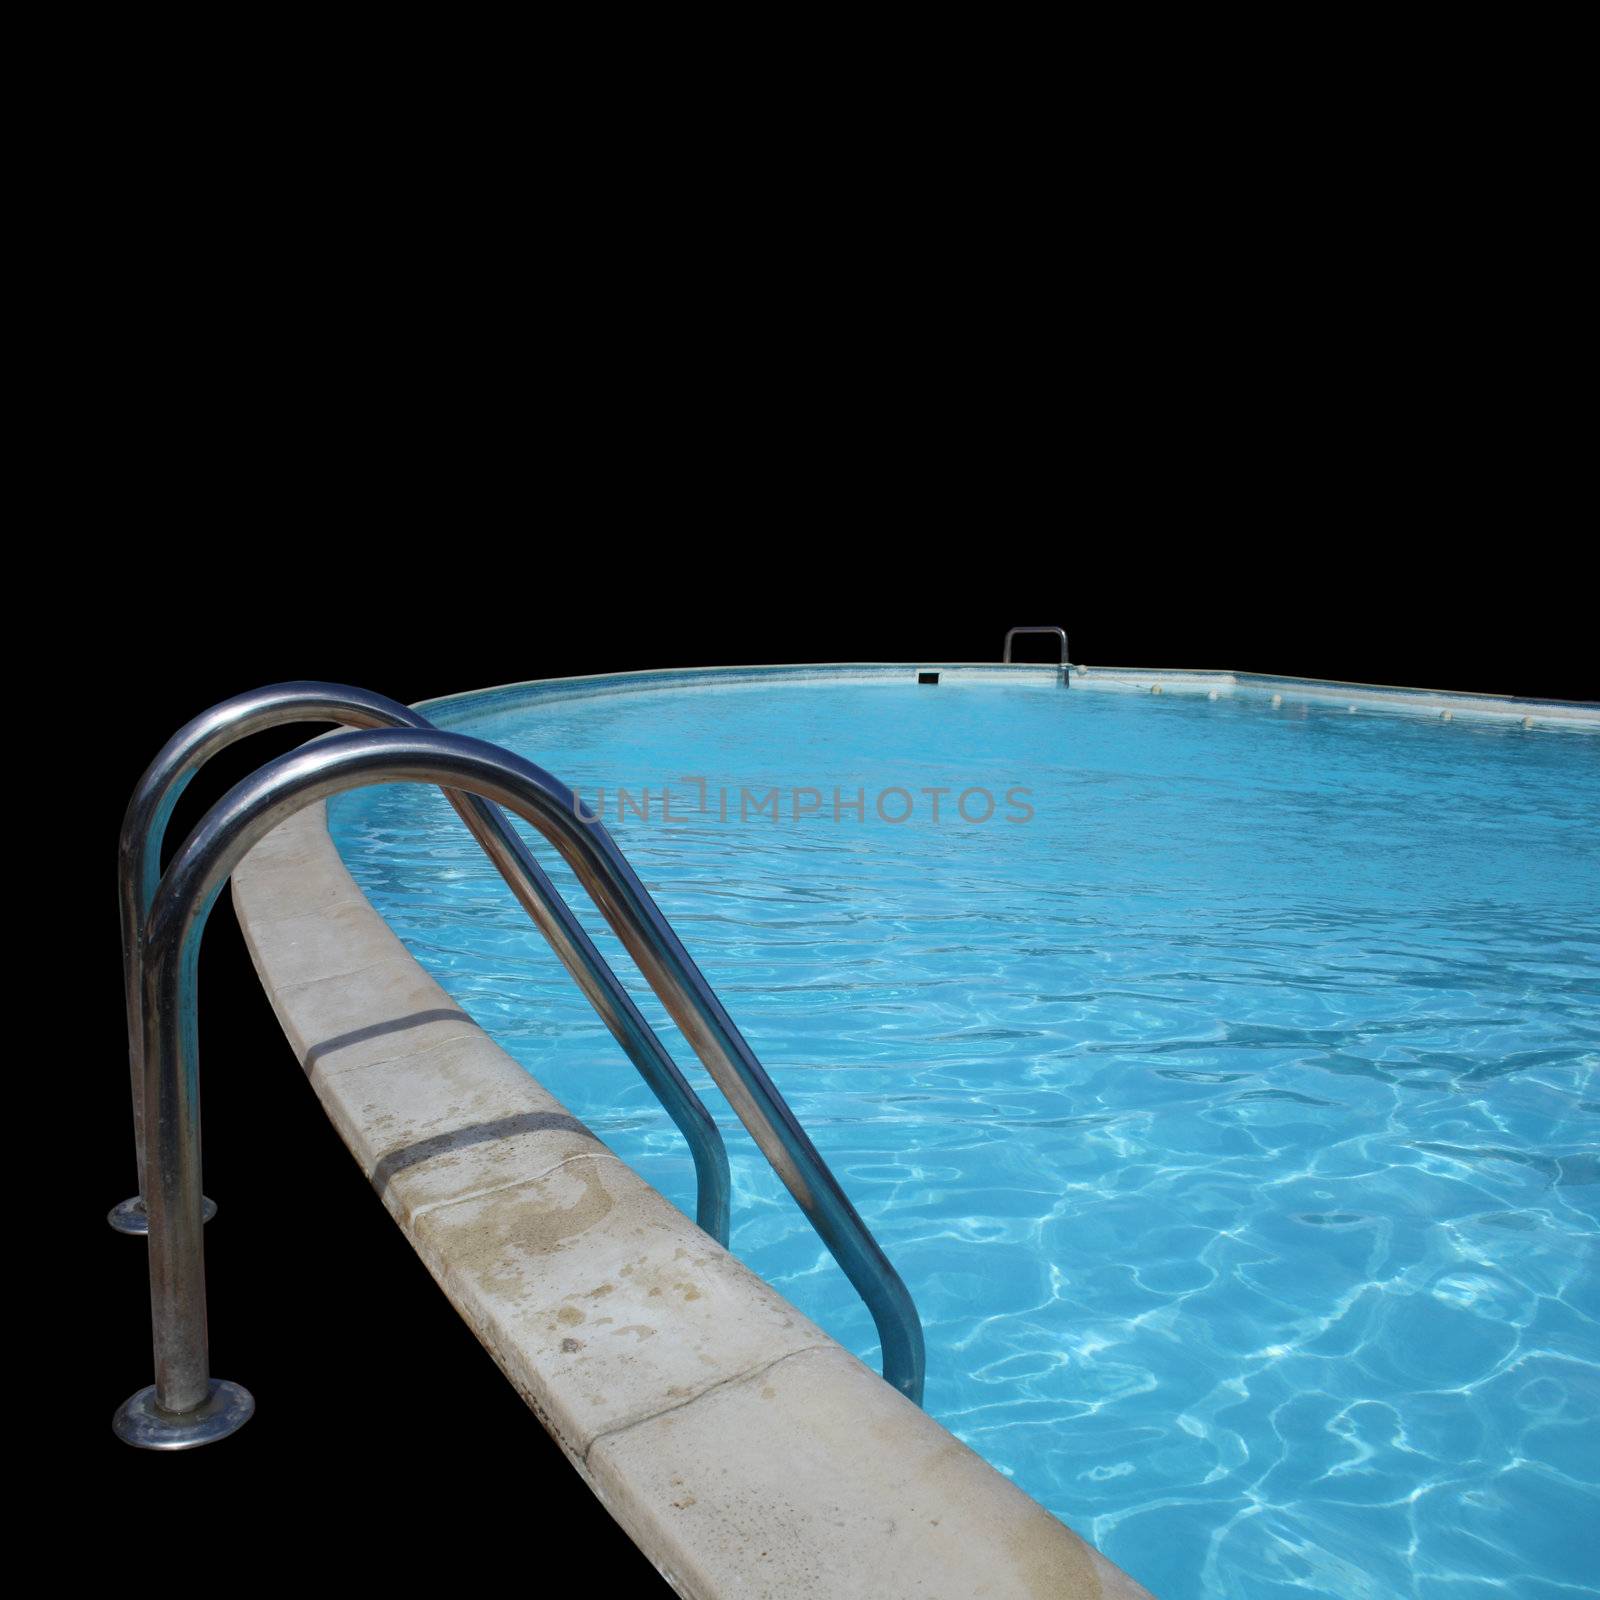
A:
330,678,1599,1600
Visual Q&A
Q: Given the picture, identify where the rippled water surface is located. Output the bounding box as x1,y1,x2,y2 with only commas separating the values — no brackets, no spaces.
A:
329,677,1599,1599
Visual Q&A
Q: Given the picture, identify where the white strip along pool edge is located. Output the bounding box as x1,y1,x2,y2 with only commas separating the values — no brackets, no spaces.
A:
417,660,1599,731
232,800,1152,1600
1066,666,1599,725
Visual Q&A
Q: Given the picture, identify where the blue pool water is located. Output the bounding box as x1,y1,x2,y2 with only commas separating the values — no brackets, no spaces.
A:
328,672,1600,1600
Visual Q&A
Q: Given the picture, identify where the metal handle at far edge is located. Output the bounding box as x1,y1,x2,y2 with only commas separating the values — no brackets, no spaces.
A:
1003,627,1069,674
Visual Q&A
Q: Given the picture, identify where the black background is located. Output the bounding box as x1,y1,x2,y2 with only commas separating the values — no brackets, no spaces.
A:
69,555,1590,1578
44,45,1591,1580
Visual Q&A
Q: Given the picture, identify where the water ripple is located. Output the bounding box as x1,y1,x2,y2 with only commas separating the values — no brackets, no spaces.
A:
330,679,1600,1600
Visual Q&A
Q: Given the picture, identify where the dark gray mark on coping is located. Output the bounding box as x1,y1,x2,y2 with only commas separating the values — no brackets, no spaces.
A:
371,1112,603,1196
304,1007,475,1073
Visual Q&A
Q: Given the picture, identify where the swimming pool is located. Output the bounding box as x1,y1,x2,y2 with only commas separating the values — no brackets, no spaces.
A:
329,666,1599,1600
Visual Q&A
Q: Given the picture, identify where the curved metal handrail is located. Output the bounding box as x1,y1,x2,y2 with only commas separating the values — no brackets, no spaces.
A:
111,682,730,1245
1003,626,1070,678
115,727,924,1448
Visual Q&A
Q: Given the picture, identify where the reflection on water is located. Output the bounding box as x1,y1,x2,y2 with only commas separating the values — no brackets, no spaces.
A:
332,680,1599,1600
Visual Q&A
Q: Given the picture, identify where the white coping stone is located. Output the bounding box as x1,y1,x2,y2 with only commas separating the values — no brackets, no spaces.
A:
590,1344,1153,1600
415,660,1597,731
232,797,1150,1600
1067,666,1598,726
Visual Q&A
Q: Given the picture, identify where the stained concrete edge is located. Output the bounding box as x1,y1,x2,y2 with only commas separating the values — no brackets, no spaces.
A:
231,798,1153,1600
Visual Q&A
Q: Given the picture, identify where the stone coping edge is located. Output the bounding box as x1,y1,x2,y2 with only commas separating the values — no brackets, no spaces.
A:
231,798,1153,1600
417,662,1597,730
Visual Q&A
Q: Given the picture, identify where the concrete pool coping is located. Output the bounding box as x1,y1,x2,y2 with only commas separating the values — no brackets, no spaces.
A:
228,661,1594,1599
232,797,1152,1600
420,661,1599,731
1068,666,1600,725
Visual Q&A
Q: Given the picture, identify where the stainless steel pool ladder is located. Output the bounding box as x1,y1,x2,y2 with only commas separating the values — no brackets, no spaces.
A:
112,702,926,1449
1003,626,1070,680
110,682,732,1247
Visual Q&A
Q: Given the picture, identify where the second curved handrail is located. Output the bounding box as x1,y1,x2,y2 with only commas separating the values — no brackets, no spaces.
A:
111,681,730,1245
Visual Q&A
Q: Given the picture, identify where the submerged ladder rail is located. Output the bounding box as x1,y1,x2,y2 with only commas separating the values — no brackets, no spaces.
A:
1003,626,1070,678
116,724,925,1450
111,682,731,1245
